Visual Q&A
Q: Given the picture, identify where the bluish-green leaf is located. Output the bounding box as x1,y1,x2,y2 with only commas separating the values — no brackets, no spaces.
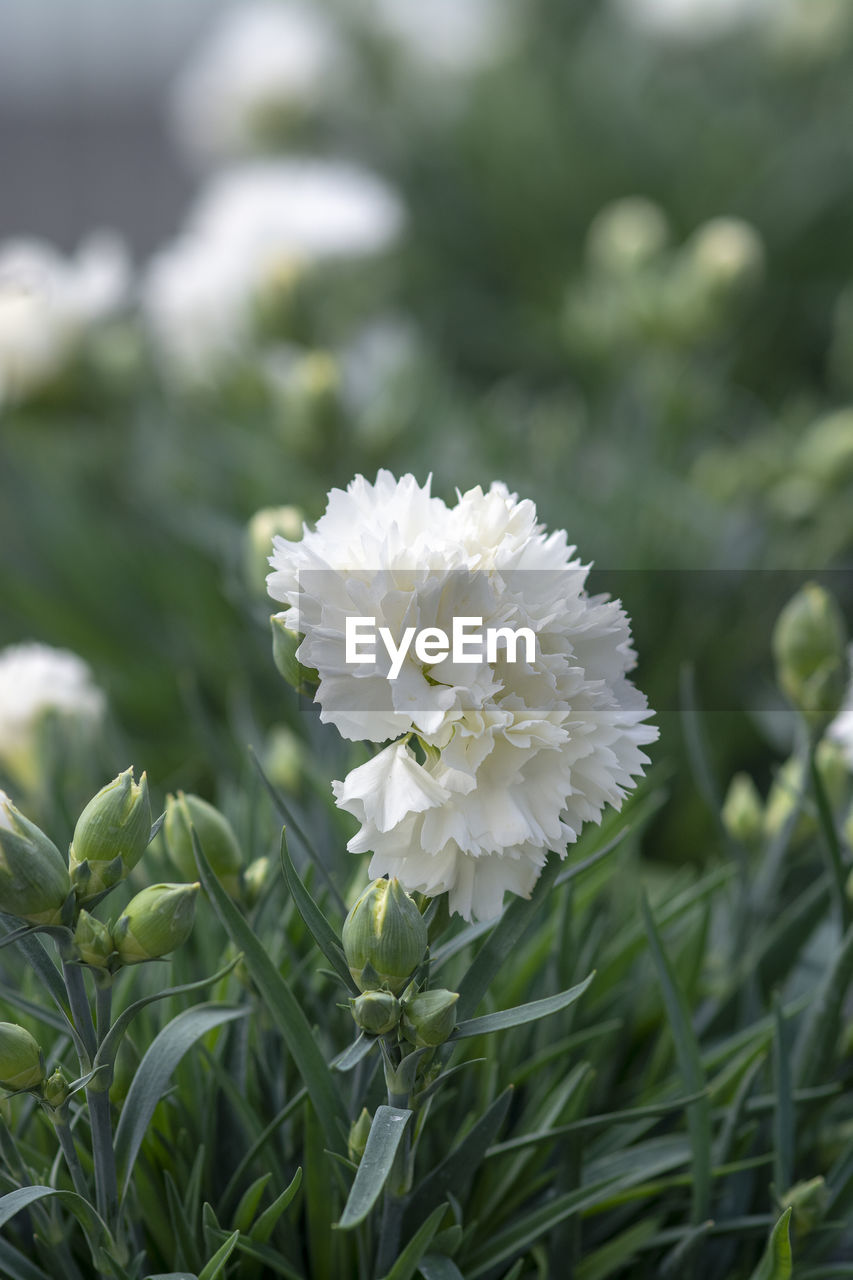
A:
198,1230,239,1280
279,828,356,993
114,1002,247,1200
747,1207,793,1280
0,1186,114,1263
193,830,349,1152
250,1167,303,1243
381,1203,448,1280
337,1106,412,1230
455,972,594,1039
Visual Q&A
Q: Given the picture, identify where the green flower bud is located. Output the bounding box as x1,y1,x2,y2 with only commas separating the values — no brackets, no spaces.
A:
112,882,199,965
0,791,72,925
721,772,764,846
342,878,428,995
348,1107,372,1164
773,583,848,729
586,197,669,275
685,218,764,298
401,989,459,1048
780,1176,828,1237
270,614,317,693
242,856,271,909
245,505,304,596
42,1066,71,1110
73,910,114,969
264,726,303,794
69,767,151,900
351,990,401,1036
164,793,242,897
0,1022,45,1092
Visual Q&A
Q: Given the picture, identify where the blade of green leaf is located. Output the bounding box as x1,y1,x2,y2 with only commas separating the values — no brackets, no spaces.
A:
575,1216,661,1280
0,1238,52,1280
454,972,594,1039
747,1207,793,1280
250,1167,303,1244
792,922,853,1088
772,997,794,1198
407,1088,512,1226
0,1186,115,1265
640,891,711,1224
233,1173,272,1235
279,828,356,993
337,1106,412,1230
114,1002,247,1201
193,830,349,1152
198,1231,239,1280
380,1203,448,1280
418,1256,465,1280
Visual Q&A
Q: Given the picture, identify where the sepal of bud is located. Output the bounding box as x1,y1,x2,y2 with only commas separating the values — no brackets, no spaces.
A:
773,583,848,730
721,773,764,846
73,910,114,969
351,989,401,1036
112,882,199,965
342,878,428,995
69,768,151,899
401,989,459,1048
0,791,72,925
164,793,242,897
0,1022,45,1092
348,1108,372,1164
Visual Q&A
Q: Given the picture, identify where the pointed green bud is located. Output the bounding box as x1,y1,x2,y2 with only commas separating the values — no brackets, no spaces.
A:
69,768,151,900
342,878,428,995
42,1066,71,1110
773,583,848,730
0,791,72,925
164,793,242,897
685,218,764,298
780,1176,828,1237
242,856,271,909
0,1022,45,1092
348,1107,372,1164
721,772,764,846
112,882,199,965
401,989,459,1048
586,197,669,275
73,910,114,969
351,989,401,1036
264,726,302,794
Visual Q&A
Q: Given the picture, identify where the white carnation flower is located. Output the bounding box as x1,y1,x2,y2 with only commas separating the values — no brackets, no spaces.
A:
143,160,404,380
828,649,853,769
268,471,657,921
615,0,772,39
0,643,106,789
366,0,513,74
171,1,345,162
0,234,129,407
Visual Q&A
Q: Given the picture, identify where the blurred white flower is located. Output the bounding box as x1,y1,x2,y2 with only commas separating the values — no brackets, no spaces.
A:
268,471,656,921
171,1,345,161
0,643,106,789
616,0,772,40
0,234,129,406
143,160,405,380
366,0,512,74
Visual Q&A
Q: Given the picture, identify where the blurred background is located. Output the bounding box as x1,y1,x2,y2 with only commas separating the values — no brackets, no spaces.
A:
1,0,852,860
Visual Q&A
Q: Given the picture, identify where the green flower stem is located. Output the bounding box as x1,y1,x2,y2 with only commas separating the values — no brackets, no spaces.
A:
809,740,850,931
62,961,120,1232
53,1108,90,1199
95,980,112,1044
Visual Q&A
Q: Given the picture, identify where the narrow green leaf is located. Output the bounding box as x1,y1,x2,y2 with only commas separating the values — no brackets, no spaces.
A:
337,1106,413,1230
575,1216,661,1280
381,1203,448,1280
250,1167,303,1243
198,1230,239,1280
145,1274,199,1279
408,1088,512,1225
335,1033,375,1072
95,955,241,1079
641,891,711,1224
193,830,349,1151
233,1173,272,1235
772,998,794,1198
792,923,853,1087
114,1002,247,1201
0,1186,114,1263
279,829,356,993
747,1207,793,1280
455,972,594,1040
418,1255,465,1280
0,1238,52,1280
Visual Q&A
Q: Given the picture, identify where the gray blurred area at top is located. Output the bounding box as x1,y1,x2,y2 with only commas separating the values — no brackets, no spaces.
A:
0,0,233,255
